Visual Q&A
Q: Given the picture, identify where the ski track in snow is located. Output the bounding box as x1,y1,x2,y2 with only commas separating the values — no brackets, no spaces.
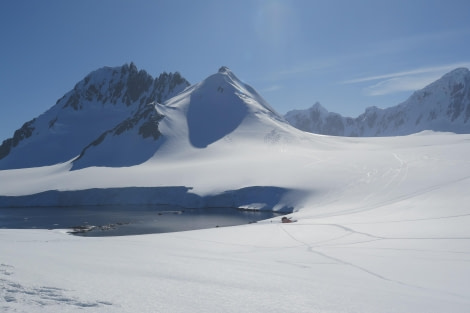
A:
0,263,113,311
277,224,470,300
382,153,409,190
343,212,470,225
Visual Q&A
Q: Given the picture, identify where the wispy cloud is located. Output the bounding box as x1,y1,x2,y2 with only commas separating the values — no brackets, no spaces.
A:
343,63,470,84
343,62,470,96
276,30,470,81
363,75,441,96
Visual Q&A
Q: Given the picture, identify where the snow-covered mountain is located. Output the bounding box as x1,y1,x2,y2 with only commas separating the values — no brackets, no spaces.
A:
285,67,470,136
2,66,470,313
0,63,189,170
0,64,292,171
4,65,470,171
71,66,290,169
0,65,308,210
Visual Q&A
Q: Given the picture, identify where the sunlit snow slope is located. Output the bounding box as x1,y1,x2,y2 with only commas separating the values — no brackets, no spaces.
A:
1,131,469,313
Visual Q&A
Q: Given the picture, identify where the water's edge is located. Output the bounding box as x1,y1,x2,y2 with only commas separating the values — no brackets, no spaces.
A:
0,186,300,212
0,205,285,236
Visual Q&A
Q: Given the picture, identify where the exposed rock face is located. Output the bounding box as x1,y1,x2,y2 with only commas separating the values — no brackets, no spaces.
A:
59,63,188,110
285,68,470,136
0,119,35,160
72,103,165,169
0,63,189,169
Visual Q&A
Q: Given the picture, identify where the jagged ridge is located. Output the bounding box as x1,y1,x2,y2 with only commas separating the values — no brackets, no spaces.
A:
0,63,189,169
285,68,470,136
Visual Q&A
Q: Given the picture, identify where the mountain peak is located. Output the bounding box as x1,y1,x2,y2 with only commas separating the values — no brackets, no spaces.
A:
218,66,231,74
213,66,242,86
311,102,328,113
444,67,469,77
433,67,469,87
173,66,283,148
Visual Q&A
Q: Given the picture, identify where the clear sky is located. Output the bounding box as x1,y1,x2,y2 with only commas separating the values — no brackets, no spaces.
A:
1,0,470,141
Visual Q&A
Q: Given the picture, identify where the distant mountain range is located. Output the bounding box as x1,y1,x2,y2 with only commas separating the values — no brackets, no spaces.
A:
1,65,469,170
285,68,470,136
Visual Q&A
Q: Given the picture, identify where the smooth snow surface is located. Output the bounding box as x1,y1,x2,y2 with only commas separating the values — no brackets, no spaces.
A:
1,132,470,312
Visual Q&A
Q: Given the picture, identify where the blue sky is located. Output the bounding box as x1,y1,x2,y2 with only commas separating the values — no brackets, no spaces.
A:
1,0,470,141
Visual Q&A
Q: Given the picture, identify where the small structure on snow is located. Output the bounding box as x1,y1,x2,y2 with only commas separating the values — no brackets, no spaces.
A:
281,217,293,223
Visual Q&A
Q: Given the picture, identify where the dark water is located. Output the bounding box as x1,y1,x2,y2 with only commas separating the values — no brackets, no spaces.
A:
0,206,281,236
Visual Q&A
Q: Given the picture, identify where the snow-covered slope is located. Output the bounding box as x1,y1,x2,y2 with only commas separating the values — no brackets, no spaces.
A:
285,67,470,136
1,132,470,313
0,63,189,170
70,66,292,169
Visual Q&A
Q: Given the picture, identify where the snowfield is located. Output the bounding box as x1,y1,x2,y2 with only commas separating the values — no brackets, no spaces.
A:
1,68,470,312
1,131,470,313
